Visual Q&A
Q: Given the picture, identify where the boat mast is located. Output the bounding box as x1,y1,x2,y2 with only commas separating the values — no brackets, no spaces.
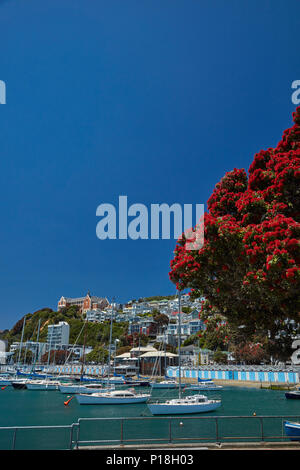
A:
164,328,167,376
31,318,41,375
17,317,26,369
46,324,54,380
107,298,115,383
137,337,141,378
178,290,182,399
80,320,88,381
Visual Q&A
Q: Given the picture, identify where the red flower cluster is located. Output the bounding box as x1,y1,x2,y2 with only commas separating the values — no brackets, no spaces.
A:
170,107,300,326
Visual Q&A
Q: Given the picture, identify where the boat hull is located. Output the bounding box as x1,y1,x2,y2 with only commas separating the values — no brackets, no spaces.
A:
147,401,221,415
26,382,60,391
284,421,300,441
188,385,222,391
0,379,11,386
150,383,178,389
59,385,113,394
285,391,300,399
75,394,150,405
124,381,150,387
12,382,28,389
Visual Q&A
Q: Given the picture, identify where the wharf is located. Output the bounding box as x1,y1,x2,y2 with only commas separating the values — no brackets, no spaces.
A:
77,441,300,450
142,375,297,390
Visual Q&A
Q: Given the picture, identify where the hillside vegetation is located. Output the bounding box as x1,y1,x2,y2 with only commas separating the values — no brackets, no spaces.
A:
2,306,129,349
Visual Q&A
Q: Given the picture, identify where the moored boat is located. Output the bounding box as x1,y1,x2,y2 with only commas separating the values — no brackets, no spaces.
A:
150,380,178,389
284,421,300,440
59,382,115,394
100,376,126,385
26,380,61,391
124,380,150,387
147,394,221,415
147,291,222,416
0,377,12,386
188,381,223,391
285,390,300,399
75,389,150,405
11,379,30,389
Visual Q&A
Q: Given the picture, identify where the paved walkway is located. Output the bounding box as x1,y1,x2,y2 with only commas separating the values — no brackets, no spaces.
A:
78,441,300,450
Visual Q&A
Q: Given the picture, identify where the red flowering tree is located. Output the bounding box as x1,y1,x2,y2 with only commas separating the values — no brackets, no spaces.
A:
170,107,300,355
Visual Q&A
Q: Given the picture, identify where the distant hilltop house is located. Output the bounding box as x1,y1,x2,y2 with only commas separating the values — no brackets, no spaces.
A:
57,291,109,314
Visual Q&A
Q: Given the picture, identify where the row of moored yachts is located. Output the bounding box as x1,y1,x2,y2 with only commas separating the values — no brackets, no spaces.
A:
0,374,223,415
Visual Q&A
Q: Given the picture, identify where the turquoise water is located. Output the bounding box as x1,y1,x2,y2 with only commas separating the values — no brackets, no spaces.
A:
0,385,300,449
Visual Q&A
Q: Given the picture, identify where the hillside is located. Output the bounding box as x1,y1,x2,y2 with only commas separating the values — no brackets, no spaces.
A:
2,305,129,350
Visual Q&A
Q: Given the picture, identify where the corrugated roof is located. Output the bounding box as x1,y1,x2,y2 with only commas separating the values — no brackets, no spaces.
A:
140,351,178,358
115,352,131,358
130,346,157,352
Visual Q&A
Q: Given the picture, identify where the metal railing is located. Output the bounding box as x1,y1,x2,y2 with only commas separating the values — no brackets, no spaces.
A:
74,415,300,448
0,423,79,450
1,415,300,450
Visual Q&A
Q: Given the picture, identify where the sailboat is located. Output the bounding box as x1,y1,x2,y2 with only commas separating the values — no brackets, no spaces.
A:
149,334,178,389
75,299,151,405
150,378,178,389
11,318,31,389
59,382,115,394
147,291,221,415
187,379,223,391
75,388,150,404
27,322,62,390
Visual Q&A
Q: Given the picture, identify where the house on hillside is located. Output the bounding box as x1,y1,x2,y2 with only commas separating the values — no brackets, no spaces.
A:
57,291,109,314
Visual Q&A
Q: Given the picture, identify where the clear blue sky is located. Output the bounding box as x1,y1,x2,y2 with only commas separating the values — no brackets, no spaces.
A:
0,0,299,329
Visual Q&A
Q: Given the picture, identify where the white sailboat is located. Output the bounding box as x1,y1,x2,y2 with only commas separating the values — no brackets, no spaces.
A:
26,323,62,391
11,378,31,389
150,379,178,389
149,333,179,389
147,393,221,414
26,380,61,391
75,299,151,405
188,380,223,391
59,382,115,394
147,291,221,415
75,388,150,405
0,376,12,386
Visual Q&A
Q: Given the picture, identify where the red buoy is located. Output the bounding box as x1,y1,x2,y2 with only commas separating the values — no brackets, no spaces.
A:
64,396,74,406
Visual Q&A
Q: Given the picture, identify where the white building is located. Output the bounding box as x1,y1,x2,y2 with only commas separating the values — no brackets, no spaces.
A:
0,340,7,364
47,322,70,350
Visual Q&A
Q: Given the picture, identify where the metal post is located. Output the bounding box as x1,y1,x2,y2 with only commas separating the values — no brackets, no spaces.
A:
75,422,80,449
12,428,17,450
69,424,75,450
260,417,264,441
169,419,172,443
215,417,219,443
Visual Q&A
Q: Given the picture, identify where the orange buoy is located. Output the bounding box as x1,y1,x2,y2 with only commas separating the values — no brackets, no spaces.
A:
64,396,74,406
1,385,8,390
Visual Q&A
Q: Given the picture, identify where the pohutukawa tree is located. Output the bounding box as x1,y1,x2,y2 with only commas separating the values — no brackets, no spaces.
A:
170,107,300,350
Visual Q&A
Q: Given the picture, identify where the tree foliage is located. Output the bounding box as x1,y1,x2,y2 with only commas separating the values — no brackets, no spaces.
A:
170,107,300,356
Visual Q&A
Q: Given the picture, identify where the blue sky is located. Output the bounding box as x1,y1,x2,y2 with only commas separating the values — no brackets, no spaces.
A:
0,0,299,328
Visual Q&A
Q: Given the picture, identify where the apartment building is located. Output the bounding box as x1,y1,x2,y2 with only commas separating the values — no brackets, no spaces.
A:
47,321,70,349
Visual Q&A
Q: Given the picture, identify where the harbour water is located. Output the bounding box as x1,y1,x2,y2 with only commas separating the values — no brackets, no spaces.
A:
1,384,300,449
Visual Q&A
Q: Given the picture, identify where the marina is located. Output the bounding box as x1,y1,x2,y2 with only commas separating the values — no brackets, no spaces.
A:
1,377,300,449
